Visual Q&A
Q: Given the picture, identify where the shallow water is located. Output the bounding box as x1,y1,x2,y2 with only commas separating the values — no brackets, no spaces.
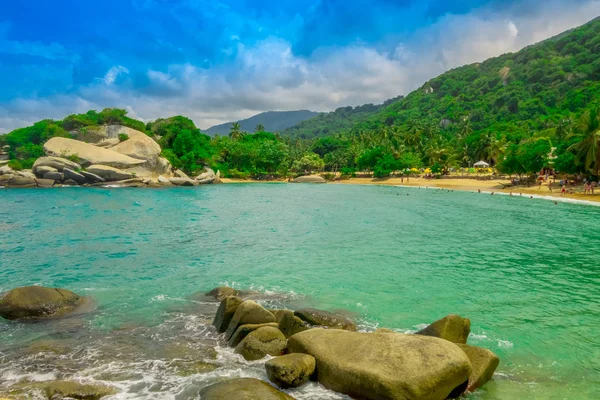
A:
0,184,598,399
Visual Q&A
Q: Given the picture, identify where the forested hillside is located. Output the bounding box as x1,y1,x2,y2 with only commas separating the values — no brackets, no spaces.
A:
204,110,318,136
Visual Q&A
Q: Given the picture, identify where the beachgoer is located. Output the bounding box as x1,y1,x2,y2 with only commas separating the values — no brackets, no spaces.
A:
478,189,481,193
561,185,566,197
548,182,553,192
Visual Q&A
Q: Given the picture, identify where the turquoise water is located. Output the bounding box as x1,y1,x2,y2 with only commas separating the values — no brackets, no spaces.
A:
0,184,599,399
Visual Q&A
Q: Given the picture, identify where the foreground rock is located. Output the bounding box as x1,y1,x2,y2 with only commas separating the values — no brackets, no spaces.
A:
169,177,196,186
5,176,36,188
416,314,471,344
293,175,326,183
294,308,356,331
206,286,238,301
235,326,287,361
0,286,86,320
63,168,87,185
213,296,244,333
228,322,279,346
32,156,81,174
266,353,316,388
41,380,116,400
196,167,219,184
225,300,276,340
86,165,133,181
457,344,499,391
288,329,472,400
199,378,295,400
274,309,311,338
44,137,146,168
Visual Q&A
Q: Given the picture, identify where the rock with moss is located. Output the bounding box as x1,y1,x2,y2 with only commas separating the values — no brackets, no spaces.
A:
287,329,472,400
213,296,244,333
416,314,471,344
199,378,295,400
274,309,311,338
235,326,287,361
374,328,397,334
457,344,499,391
225,300,276,340
0,286,87,320
228,322,280,346
265,353,316,388
41,380,116,399
206,286,238,301
173,360,218,376
294,308,356,331
63,168,87,185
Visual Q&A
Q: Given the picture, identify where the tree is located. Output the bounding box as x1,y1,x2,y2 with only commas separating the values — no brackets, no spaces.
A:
255,124,265,132
292,153,324,173
568,107,600,175
230,122,244,141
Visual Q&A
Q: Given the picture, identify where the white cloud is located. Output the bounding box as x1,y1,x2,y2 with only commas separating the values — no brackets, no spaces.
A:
2,0,600,133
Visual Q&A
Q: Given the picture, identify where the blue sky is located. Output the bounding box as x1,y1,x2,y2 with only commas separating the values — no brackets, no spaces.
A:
0,0,598,132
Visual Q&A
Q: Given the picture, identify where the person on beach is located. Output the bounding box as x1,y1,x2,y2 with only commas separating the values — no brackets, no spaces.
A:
561,185,566,197
478,189,481,193
548,181,553,192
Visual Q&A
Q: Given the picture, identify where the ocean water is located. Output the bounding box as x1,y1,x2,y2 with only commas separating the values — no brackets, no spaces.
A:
0,184,599,399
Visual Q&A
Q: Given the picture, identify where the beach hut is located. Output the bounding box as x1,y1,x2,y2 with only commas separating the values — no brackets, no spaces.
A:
474,161,490,168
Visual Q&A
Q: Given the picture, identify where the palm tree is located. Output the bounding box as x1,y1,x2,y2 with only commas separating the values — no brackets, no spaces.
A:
555,118,573,142
255,124,265,133
458,117,473,141
568,107,600,175
229,122,243,141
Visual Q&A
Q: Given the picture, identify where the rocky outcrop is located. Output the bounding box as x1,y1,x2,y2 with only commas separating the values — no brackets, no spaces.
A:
43,171,64,181
213,296,244,333
293,175,326,183
86,165,133,181
199,378,295,400
80,170,105,183
174,169,191,179
110,127,161,166
266,353,316,388
287,329,472,400
294,308,356,331
195,167,219,184
206,286,238,301
274,309,311,338
5,176,36,188
0,286,86,320
228,322,280,347
416,314,471,344
34,165,57,177
169,177,196,186
35,178,56,188
44,137,146,168
32,156,81,174
225,300,276,340
96,138,120,148
457,344,499,391
63,168,87,185
40,380,116,400
235,326,287,361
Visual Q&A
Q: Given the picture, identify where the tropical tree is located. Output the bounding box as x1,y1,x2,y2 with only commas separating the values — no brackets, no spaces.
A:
229,122,244,141
568,107,600,175
255,124,265,132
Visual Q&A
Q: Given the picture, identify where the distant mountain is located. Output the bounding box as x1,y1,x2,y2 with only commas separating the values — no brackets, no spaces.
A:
203,110,319,136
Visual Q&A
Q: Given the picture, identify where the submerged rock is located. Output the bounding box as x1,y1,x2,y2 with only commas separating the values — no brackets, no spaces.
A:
41,380,116,399
0,286,86,320
213,296,244,333
235,326,287,361
199,378,295,400
266,353,316,388
416,314,471,344
225,300,276,340
457,344,499,391
287,329,472,400
294,308,357,331
293,175,326,183
228,322,280,347
206,286,238,301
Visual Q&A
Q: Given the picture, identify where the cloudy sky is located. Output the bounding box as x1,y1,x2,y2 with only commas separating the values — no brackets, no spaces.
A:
0,0,599,133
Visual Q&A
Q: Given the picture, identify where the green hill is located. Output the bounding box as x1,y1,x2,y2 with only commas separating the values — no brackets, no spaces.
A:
204,110,318,136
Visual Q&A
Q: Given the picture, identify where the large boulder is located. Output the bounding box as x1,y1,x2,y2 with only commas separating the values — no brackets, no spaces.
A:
44,137,146,168
206,286,238,301
6,176,36,188
213,296,244,333
169,177,196,186
32,156,81,174
34,165,57,178
294,308,356,331
199,378,295,400
96,138,120,148
416,314,471,344
293,175,326,183
86,165,133,181
35,178,56,188
266,353,316,388
196,167,217,184
174,169,191,179
287,329,472,400
235,326,287,361
63,168,87,185
16,170,36,179
0,164,13,175
80,170,105,184
40,380,116,400
228,322,280,347
110,127,161,164
0,286,86,320
44,171,64,182
457,344,499,391
274,309,311,338
225,300,276,340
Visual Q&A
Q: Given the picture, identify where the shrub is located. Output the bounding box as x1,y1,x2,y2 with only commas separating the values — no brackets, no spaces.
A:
321,172,336,181
7,159,23,171
227,168,249,179
340,167,357,179
118,133,129,142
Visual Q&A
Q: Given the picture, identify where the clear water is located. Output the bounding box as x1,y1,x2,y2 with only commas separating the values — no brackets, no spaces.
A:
0,184,598,399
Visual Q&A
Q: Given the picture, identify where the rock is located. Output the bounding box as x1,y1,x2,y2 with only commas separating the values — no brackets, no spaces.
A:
32,156,81,173
44,137,146,168
63,168,87,185
0,164,13,175
62,179,79,186
174,169,190,179
228,322,280,347
196,167,217,184
41,380,116,399
274,310,311,338
293,175,326,183
0,286,86,320
110,127,161,164
266,353,316,388
6,176,36,188
16,170,36,179
294,308,356,331
157,175,171,184
44,171,64,181
457,344,499,391
374,328,397,334
206,286,238,301
199,378,295,400
235,326,287,361
169,177,197,186
86,165,133,181
213,296,244,333
287,329,472,400
34,165,57,177
225,300,276,340
416,314,471,344
173,360,218,376
35,178,55,187
0,174,14,185
80,170,105,184
96,138,120,148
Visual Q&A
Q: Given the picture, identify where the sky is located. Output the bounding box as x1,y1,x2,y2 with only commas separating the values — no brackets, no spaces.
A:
0,0,599,133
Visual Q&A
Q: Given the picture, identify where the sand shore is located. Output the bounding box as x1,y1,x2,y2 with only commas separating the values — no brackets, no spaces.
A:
222,177,600,204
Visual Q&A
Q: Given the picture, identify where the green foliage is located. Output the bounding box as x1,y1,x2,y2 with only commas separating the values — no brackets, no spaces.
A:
61,108,146,132
373,154,399,178
291,153,324,172
118,133,129,142
7,159,23,171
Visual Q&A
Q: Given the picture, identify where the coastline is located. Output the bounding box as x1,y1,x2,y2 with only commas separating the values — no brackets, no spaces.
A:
222,177,600,205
